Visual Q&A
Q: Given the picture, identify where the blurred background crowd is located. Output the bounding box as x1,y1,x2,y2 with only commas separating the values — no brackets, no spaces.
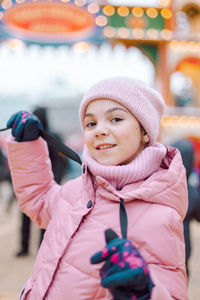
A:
1,0,200,299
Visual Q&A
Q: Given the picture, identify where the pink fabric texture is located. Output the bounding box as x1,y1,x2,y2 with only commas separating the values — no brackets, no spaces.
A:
82,142,166,189
6,137,188,299
79,77,165,146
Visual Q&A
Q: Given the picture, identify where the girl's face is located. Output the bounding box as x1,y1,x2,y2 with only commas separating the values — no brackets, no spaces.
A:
83,99,149,166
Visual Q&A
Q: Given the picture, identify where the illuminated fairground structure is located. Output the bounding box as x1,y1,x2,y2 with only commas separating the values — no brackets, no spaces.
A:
1,0,200,141
97,0,200,143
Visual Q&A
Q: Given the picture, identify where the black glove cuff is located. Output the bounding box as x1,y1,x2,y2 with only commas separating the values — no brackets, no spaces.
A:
109,275,154,300
134,276,154,300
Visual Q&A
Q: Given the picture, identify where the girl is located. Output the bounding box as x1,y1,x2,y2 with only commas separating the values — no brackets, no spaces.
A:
6,77,188,299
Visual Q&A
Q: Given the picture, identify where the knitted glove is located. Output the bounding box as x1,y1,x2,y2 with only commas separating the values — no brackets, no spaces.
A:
91,229,154,300
7,111,43,142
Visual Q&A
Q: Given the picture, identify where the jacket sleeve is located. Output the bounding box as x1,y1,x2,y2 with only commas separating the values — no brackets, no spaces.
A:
6,137,62,229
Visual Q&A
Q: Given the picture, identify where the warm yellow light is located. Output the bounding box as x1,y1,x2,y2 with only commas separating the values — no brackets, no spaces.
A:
182,41,191,52
74,0,86,6
0,12,4,20
117,27,130,38
159,0,171,7
178,41,196,52
180,116,189,122
146,28,159,39
146,8,158,18
169,41,178,50
7,39,24,50
103,5,115,16
188,116,200,128
169,41,175,49
103,26,115,38
177,41,184,51
161,116,172,127
2,0,12,9
132,28,144,39
161,8,172,19
188,41,198,52
87,3,100,14
160,115,200,128
73,42,89,53
169,41,182,51
160,29,172,40
132,7,144,17
95,15,108,27
117,6,129,17
60,0,70,3
16,0,25,3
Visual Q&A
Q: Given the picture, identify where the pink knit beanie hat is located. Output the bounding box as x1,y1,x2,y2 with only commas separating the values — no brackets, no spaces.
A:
79,76,165,146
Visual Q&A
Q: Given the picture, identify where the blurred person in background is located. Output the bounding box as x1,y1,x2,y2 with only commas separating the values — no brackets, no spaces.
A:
0,142,15,209
189,136,200,191
171,139,200,278
16,107,69,257
64,130,83,180
0,145,7,182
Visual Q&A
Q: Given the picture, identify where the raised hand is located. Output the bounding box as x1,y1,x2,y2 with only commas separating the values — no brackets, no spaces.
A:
7,111,43,142
91,229,154,300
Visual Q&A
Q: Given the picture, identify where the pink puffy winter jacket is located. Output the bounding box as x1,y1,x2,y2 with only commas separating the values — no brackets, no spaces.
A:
6,138,188,300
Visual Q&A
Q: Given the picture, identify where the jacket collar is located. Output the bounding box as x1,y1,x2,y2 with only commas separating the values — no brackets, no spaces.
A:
82,142,167,190
82,146,188,220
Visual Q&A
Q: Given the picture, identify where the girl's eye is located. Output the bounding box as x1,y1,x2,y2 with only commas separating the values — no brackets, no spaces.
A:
86,121,96,128
111,117,123,122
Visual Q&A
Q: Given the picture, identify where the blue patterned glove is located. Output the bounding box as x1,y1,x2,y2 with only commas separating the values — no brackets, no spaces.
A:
7,111,43,142
91,229,154,300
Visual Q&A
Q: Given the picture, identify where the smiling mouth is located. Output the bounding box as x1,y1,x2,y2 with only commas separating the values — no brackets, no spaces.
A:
96,144,116,150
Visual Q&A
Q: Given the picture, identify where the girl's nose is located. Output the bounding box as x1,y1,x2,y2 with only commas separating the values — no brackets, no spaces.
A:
94,124,109,138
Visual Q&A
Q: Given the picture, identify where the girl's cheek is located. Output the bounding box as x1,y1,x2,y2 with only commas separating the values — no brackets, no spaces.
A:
83,133,88,144
84,133,92,145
